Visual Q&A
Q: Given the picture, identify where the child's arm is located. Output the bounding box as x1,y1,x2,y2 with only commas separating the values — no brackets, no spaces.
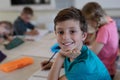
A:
90,41,104,54
48,53,65,80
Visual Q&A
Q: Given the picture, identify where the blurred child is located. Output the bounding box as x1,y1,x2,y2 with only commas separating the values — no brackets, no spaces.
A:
48,7,111,80
0,21,13,43
82,2,119,79
13,7,38,36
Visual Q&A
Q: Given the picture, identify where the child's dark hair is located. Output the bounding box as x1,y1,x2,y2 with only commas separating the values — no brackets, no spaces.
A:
54,7,87,33
82,2,107,22
22,7,33,16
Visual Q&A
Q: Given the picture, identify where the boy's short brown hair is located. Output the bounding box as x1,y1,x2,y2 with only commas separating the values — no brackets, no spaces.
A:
54,7,87,33
22,7,33,16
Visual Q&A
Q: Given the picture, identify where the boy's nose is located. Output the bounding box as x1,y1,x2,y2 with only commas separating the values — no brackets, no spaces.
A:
62,33,70,40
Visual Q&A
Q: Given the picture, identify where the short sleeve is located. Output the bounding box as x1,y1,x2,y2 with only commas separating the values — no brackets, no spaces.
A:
96,27,109,44
27,23,35,30
13,21,26,35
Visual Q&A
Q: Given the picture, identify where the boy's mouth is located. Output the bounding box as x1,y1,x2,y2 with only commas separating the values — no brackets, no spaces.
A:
62,42,74,46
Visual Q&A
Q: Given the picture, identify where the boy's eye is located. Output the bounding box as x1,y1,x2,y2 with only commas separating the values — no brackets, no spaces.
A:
70,30,77,34
57,31,64,35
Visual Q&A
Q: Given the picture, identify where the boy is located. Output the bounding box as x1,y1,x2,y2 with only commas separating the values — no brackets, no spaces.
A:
48,7,111,80
13,7,38,36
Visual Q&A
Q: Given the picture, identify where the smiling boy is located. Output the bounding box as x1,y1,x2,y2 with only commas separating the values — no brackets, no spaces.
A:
48,7,111,80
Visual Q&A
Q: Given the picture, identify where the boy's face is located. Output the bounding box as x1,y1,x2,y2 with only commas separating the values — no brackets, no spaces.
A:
21,13,32,23
55,19,87,51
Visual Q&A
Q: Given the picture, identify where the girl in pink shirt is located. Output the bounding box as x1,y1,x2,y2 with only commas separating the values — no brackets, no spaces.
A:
82,2,119,79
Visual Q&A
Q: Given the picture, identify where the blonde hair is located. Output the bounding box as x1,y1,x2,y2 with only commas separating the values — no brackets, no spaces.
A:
82,2,108,28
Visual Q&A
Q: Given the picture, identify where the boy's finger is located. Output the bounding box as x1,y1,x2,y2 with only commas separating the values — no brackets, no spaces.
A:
41,60,48,64
41,63,52,70
41,65,47,70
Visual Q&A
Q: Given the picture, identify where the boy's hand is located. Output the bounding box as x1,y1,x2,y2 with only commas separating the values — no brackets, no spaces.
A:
26,29,39,36
40,60,53,70
59,49,81,59
30,29,39,36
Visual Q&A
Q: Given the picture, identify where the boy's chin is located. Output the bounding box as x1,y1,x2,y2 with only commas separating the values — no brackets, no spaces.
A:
61,47,75,51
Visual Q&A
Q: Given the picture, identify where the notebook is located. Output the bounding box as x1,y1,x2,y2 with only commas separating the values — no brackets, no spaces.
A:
28,69,65,80
25,29,49,41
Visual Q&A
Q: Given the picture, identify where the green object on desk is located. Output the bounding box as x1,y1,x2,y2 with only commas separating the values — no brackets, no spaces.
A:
4,37,24,50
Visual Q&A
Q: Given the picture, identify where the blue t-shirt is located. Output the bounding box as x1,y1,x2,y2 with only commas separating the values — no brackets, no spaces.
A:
13,17,34,35
64,45,111,80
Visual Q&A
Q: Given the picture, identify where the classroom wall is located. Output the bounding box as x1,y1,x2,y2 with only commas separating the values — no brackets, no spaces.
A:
0,10,58,23
75,0,120,9
0,9,120,22
0,0,120,29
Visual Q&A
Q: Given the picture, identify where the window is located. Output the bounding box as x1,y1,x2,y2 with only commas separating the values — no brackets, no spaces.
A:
11,0,50,5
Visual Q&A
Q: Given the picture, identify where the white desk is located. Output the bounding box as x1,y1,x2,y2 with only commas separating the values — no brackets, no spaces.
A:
0,56,49,80
0,33,57,80
0,32,120,80
0,32,56,58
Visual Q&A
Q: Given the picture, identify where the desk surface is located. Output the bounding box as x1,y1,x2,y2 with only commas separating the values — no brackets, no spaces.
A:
0,56,49,80
0,33,120,80
0,33,56,80
0,32,56,58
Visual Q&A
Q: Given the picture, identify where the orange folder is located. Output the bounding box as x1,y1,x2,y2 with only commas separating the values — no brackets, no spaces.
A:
0,57,34,72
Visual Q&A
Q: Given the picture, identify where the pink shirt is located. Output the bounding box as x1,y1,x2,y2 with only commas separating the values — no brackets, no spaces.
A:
96,17,119,75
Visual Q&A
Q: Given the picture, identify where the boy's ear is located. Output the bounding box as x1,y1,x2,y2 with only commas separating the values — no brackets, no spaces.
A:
82,32,87,41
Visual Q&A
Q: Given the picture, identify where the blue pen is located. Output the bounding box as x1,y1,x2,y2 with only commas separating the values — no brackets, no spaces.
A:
46,43,60,64
46,51,57,64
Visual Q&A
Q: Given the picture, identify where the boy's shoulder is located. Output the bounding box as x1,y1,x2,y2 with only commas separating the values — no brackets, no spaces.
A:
76,45,101,63
14,17,23,24
74,45,93,62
